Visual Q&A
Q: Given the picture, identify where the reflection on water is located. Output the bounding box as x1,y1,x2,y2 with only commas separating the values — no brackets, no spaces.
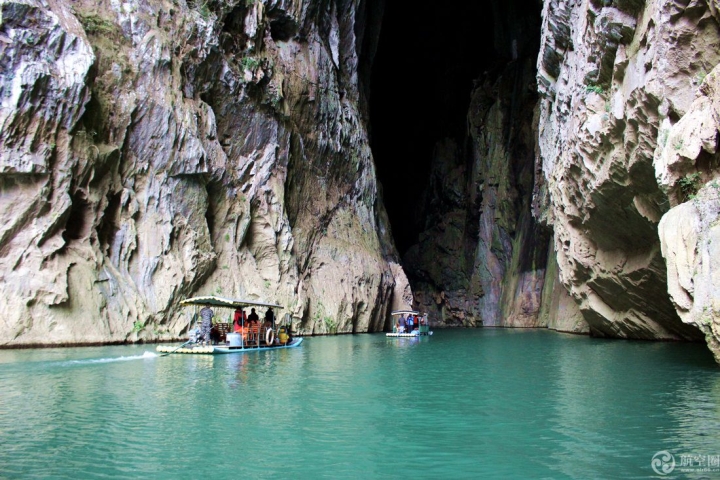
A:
0,331,719,478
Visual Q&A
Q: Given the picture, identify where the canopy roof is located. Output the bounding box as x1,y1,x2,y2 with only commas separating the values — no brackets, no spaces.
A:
390,310,420,316
180,295,284,310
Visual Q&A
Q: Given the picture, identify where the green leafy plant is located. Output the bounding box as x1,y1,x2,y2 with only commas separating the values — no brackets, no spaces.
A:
678,172,702,201
132,321,143,333
77,13,117,35
324,316,337,334
585,84,605,95
199,2,211,19
673,138,684,150
241,56,260,71
188,0,212,19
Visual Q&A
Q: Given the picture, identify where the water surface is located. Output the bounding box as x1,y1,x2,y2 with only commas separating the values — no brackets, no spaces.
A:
1,329,719,478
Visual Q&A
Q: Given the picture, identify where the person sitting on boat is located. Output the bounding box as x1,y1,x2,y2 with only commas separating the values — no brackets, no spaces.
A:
397,315,406,333
406,314,414,332
245,308,260,345
233,308,242,325
233,308,245,333
189,326,201,343
199,305,214,345
264,308,274,327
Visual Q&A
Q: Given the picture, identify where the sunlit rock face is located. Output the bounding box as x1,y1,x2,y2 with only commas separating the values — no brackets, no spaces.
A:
658,65,720,362
0,0,407,345
535,0,720,341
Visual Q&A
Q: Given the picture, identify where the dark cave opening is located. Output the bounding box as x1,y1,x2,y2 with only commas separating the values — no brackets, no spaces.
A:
369,0,542,256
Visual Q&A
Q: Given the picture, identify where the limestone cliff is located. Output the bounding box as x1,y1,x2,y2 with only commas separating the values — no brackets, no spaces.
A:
404,0,720,355
398,0,587,334
7,0,720,359
0,0,408,345
535,0,720,343
657,65,720,362
405,58,560,330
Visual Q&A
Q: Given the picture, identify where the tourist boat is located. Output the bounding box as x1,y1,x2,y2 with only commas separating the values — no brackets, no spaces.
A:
156,295,303,355
386,310,433,337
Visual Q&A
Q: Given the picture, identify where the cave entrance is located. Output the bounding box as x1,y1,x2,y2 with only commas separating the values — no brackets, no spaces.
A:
369,0,540,257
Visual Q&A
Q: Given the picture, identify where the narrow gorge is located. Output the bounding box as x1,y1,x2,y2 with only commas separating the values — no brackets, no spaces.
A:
2,0,720,363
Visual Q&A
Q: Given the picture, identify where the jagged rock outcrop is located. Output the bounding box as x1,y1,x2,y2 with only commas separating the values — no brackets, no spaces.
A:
535,0,720,342
657,65,720,362
0,0,408,346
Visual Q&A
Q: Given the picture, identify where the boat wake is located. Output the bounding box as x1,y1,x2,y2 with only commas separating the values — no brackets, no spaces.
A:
60,351,158,366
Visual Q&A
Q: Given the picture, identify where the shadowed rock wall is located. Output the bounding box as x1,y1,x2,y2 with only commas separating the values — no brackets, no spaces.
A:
0,0,409,345
397,0,587,332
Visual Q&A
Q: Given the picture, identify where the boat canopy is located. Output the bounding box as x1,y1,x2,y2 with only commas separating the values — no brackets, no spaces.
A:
180,295,284,310
390,310,420,316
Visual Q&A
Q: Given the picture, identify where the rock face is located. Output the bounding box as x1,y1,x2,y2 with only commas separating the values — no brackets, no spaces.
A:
657,65,720,362
0,0,407,345
534,0,720,342
406,58,561,330
6,0,720,358
400,0,589,333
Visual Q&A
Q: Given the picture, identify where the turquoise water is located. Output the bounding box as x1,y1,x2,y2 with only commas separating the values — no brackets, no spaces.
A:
1,329,719,479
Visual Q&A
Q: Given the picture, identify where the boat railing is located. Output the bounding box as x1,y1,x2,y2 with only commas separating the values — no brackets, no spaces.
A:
246,323,260,346
214,322,231,343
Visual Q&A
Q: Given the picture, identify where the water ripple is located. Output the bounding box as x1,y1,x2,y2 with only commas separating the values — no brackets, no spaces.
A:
0,331,719,478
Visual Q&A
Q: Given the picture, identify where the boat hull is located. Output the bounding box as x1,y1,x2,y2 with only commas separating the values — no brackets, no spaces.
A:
157,337,303,354
386,331,433,337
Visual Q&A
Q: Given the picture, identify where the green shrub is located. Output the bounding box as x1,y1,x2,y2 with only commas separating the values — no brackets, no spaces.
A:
241,56,260,71
678,172,702,201
324,316,337,334
188,0,212,19
77,13,117,35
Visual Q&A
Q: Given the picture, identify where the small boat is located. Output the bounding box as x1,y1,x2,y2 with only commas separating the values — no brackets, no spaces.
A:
157,295,303,355
386,310,433,337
